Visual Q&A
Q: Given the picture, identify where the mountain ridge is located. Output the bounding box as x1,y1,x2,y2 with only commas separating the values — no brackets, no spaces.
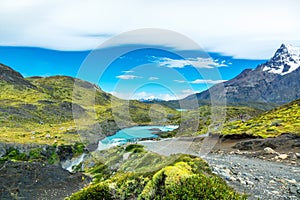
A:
183,44,300,107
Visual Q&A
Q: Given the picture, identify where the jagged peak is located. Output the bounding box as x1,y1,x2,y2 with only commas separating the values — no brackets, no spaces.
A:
275,43,300,56
262,44,300,75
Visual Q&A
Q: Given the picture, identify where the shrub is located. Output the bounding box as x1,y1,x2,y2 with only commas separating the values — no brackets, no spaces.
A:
67,183,112,200
125,144,144,153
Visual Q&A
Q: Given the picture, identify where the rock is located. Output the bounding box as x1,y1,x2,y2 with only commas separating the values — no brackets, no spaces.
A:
123,152,131,160
240,180,246,185
286,179,297,184
223,168,231,175
278,154,288,160
246,180,254,186
289,186,298,194
296,153,300,159
45,134,51,139
269,180,276,184
264,147,277,154
271,191,280,195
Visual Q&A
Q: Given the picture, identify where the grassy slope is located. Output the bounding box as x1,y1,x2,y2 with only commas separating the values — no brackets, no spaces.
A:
174,105,263,136
0,73,179,145
67,145,246,200
221,98,300,137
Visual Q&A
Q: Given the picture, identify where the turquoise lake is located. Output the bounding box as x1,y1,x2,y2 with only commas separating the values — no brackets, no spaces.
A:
97,125,178,150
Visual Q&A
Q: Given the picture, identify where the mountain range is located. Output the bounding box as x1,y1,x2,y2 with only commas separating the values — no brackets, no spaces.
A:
182,44,300,109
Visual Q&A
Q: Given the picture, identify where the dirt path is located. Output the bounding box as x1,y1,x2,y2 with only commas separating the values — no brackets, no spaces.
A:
139,137,300,200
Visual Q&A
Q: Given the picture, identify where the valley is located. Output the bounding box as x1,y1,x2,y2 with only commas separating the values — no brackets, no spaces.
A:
0,44,300,199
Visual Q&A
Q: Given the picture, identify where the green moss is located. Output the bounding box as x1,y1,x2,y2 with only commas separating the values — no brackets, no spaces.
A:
48,151,59,164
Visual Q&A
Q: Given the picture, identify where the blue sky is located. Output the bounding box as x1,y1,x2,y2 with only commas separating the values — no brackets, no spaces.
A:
0,0,299,100
0,45,265,100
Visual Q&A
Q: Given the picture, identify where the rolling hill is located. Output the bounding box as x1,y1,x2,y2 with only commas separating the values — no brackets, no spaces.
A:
221,98,300,137
0,63,179,145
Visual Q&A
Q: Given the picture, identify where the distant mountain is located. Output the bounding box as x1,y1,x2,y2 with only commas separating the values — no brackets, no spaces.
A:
139,98,164,103
183,44,300,108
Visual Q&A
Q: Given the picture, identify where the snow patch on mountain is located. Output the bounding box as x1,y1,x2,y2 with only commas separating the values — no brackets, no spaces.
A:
263,44,300,75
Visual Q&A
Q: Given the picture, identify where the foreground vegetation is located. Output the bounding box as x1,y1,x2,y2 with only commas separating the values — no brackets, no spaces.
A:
66,144,246,200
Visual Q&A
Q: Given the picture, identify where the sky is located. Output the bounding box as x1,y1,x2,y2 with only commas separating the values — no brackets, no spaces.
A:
0,0,299,100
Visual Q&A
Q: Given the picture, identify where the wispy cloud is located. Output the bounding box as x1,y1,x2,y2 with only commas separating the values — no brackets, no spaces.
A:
174,79,186,83
116,74,141,80
181,89,194,95
122,70,134,73
150,56,228,69
190,79,227,84
148,76,159,80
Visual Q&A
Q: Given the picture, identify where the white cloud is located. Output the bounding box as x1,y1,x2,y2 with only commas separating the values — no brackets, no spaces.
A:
0,0,300,58
116,74,141,80
148,76,159,80
190,79,227,84
122,70,134,73
174,80,186,83
181,89,194,95
151,56,228,68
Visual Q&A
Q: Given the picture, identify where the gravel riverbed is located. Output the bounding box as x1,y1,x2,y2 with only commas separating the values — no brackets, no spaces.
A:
140,137,300,200
205,154,300,200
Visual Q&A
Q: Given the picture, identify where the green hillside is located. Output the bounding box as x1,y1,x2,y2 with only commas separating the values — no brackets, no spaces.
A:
173,105,263,137
0,64,179,145
221,98,300,137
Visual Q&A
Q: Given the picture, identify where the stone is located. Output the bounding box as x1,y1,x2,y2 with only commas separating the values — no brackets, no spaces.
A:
289,186,298,194
246,180,254,186
240,180,246,185
123,152,131,161
286,179,297,184
295,153,300,159
45,134,51,139
264,147,276,154
271,191,280,195
278,154,288,160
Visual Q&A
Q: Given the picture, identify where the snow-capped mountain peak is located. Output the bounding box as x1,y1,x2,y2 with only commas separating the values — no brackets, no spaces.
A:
262,44,300,75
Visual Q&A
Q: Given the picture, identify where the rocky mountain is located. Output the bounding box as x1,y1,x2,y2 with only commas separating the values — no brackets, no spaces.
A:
183,44,300,108
0,63,35,88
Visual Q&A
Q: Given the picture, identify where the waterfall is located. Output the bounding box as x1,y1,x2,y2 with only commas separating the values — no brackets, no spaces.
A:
61,153,86,172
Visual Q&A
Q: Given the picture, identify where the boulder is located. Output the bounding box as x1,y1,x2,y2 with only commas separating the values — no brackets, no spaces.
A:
278,154,288,160
263,147,277,154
